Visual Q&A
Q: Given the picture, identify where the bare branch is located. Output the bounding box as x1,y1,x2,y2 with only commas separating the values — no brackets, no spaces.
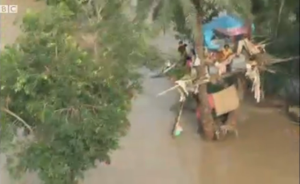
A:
1,107,33,134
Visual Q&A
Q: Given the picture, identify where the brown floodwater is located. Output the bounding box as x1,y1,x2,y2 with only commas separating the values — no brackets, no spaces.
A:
178,102,299,184
1,1,299,184
0,0,45,49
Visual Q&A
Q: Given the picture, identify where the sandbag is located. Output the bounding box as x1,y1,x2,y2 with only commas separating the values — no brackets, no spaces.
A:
212,85,240,116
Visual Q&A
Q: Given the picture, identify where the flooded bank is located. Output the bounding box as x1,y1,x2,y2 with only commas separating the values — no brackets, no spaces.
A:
0,1,299,184
0,0,45,49
178,102,299,184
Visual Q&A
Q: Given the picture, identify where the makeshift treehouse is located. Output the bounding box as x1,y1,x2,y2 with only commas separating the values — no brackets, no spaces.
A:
158,15,297,139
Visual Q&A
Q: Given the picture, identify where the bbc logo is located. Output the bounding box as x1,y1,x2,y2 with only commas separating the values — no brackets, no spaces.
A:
0,5,18,14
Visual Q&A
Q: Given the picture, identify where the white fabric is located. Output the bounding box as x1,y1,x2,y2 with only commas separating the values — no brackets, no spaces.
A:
245,65,262,103
193,57,201,66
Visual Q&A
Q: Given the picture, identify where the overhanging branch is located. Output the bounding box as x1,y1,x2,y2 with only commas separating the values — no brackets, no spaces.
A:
1,107,33,134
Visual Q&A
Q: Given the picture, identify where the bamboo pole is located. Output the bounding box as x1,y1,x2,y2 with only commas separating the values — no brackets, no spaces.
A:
194,55,300,86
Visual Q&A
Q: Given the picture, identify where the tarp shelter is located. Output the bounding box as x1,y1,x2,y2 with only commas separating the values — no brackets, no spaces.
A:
203,15,253,50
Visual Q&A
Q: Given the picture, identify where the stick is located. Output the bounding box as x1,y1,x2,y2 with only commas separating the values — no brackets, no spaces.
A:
156,84,179,96
268,56,300,65
162,62,177,74
175,101,184,126
172,101,185,136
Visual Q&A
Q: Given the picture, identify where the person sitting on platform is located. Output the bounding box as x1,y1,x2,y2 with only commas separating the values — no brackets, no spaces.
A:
214,44,235,75
220,44,233,61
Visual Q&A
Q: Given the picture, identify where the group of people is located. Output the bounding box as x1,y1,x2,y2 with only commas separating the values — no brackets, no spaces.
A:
177,40,235,76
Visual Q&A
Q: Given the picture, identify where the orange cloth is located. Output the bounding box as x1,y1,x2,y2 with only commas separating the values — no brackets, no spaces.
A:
220,48,233,61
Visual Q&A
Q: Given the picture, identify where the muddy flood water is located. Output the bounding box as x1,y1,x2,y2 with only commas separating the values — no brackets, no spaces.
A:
0,1,299,184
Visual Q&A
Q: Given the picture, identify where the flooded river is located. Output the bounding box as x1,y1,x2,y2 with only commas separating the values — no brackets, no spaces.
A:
0,1,299,184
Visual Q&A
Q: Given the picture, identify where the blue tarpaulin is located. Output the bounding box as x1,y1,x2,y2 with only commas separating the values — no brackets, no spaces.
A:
203,15,249,50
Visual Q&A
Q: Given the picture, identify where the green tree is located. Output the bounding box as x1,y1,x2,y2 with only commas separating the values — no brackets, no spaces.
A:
250,0,299,95
0,2,156,184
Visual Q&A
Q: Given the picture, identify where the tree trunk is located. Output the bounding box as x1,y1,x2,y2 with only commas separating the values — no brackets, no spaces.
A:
194,14,215,140
69,170,79,184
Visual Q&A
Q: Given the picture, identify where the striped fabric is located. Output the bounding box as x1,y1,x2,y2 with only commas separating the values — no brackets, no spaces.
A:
215,26,249,36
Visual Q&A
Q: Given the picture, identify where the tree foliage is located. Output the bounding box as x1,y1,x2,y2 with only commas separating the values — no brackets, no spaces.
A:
250,0,299,95
0,1,156,184
136,0,299,96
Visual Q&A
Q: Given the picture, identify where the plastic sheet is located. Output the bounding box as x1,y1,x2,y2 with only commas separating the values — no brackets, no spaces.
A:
203,15,254,50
